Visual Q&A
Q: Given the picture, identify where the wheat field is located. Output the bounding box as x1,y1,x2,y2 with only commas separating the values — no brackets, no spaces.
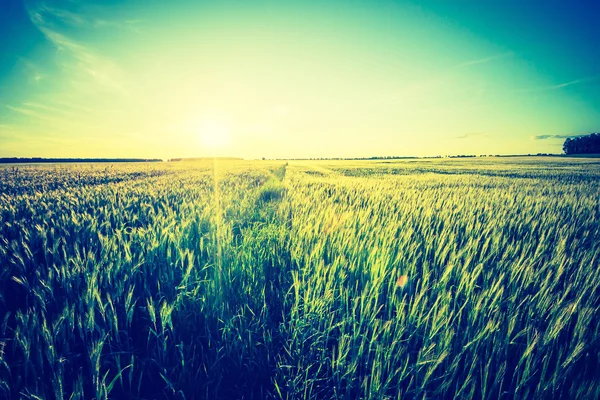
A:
1,157,599,399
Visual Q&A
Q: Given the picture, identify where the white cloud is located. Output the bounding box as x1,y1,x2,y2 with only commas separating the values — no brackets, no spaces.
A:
456,52,514,68
515,76,600,93
454,132,488,139
26,1,130,95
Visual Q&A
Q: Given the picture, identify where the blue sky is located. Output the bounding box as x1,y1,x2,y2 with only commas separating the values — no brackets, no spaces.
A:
1,0,599,158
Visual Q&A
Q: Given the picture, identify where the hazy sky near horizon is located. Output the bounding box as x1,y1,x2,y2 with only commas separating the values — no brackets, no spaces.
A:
1,0,599,159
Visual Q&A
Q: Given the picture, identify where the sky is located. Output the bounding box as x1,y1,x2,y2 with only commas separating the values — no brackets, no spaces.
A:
0,0,599,159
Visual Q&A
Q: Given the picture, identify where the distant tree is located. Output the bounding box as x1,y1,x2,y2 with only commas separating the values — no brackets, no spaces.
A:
563,133,600,155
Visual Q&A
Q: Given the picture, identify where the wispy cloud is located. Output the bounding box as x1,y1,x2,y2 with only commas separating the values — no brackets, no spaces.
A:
6,103,88,131
14,57,46,83
532,134,584,140
41,28,128,94
515,76,600,93
456,52,514,68
6,105,50,120
29,2,143,32
93,18,145,33
454,132,488,139
51,99,94,113
26,1,130,95
34,5,87,26
365,53,510,110
21,101,80,116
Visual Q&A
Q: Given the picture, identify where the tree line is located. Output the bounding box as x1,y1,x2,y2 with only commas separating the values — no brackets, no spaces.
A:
563,133,600,155
0,157,162,164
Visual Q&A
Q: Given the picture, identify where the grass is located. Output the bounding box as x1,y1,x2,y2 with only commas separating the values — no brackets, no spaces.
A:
1,157,599,399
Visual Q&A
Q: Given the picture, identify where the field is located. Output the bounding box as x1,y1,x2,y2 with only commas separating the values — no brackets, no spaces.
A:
1,157,599,399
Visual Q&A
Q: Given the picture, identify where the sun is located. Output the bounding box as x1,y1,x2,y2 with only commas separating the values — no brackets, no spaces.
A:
197,118,231,150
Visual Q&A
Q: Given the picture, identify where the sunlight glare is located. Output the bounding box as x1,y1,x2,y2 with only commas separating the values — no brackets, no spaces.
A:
198,118,231,150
